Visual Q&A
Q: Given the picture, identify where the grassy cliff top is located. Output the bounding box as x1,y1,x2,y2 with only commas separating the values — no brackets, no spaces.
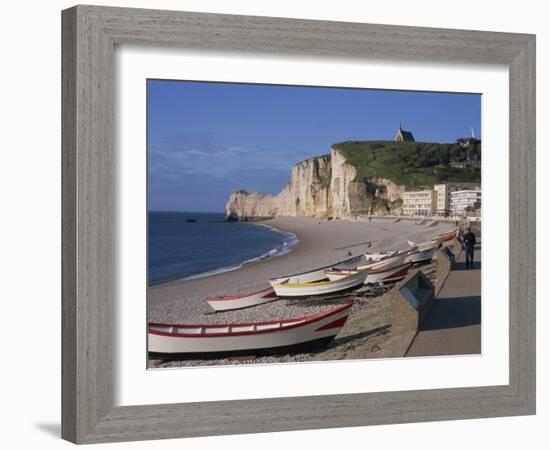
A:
333,140,481,188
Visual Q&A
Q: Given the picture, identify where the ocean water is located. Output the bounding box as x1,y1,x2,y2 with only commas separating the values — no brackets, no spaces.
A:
148,212,298,286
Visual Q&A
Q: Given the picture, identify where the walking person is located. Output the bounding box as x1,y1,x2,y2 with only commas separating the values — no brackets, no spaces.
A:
463,227,477,269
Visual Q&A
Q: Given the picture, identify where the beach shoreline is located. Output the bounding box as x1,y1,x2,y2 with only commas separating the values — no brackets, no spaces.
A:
148,217,456,325
149,221,299,287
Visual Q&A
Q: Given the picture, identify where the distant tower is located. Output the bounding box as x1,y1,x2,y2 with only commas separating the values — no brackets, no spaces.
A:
457,127,480,148
395,122,415,143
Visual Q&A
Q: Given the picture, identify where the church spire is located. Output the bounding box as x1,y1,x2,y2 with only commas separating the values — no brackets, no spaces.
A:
395,122,415,143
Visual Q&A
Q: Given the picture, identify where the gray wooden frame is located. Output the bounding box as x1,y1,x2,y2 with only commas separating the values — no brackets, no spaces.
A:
62,4,536,444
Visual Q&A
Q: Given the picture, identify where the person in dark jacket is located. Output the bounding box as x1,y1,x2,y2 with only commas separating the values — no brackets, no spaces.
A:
463,227,477,269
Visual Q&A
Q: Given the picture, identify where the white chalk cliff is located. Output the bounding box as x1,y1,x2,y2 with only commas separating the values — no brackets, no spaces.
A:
225,147,405,221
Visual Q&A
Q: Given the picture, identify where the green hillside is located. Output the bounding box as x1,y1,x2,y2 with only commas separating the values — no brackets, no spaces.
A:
333,140,480,188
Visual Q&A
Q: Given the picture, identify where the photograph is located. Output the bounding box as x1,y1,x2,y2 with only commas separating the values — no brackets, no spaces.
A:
146,80,482,368
2,0,542,446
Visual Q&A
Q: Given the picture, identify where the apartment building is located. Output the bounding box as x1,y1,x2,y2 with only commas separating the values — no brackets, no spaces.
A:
402,190,436,216
433,184,450,216
450,189,482,216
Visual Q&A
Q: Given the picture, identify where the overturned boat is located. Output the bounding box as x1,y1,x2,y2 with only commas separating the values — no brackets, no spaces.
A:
270,269,368,297
148,302,353,358
207,287,278,312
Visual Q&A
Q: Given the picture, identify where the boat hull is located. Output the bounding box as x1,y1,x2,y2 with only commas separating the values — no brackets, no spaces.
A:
149,336,336,360
269,254,364,285
271,270,368,297
148,303,352,357
326,263,411,285
405,247,436,264
207,287,277,312
440,228,458,242
270,267,329,285
366,262,410,285
409,236,443,247
358,251,407,272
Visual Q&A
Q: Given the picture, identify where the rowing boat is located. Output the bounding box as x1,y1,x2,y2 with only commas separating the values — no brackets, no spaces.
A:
269,254,364,286
408,235,443,248
405,241,439,264
438,227,458,242
148,302,353,358
270,269,368,297
358,249,408,272
207,287,278,312
326,262,411,285
363,251,397,262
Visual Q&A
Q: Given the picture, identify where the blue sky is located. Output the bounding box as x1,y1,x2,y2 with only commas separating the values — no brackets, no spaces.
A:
148,80,481,212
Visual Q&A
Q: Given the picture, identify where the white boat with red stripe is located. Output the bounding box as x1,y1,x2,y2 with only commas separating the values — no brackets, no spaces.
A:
408,233,447,248
325,261,411,285
207,286,277,312
438,227,459,242
148,302,353,358
269,254,364,286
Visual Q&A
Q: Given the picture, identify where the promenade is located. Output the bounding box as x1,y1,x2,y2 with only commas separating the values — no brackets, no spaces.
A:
406,242,481,357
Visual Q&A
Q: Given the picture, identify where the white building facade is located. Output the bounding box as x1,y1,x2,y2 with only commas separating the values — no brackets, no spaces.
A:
402,190,436,216
450,189,482,216
433,184,450,216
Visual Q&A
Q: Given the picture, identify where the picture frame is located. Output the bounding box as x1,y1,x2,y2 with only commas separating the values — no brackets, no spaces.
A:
61,4,536,444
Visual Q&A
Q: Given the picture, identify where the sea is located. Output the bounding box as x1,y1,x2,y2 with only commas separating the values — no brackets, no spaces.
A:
148,212,298,286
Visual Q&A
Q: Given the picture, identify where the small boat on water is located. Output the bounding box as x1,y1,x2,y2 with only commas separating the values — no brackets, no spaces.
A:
270,269,368,297
326,261,411,285
207,287,278,312
148,302,353,358
269,254,364,286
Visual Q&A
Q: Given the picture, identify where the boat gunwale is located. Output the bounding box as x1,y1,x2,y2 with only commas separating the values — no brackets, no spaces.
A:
148,302,353,338
363,248,409,262
326,261,411,276
437,227,458,239
277,268,368,287
268,254,364,282
410,243,438,253
206,287,276,302
357,252,408,271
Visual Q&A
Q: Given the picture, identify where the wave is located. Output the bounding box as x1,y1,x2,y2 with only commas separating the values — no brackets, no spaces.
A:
149,226,299,286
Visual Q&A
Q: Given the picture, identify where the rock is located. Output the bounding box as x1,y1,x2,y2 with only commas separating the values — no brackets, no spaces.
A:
225,148,406,221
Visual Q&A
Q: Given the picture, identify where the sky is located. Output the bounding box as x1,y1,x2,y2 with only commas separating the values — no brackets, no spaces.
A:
147,80,481,212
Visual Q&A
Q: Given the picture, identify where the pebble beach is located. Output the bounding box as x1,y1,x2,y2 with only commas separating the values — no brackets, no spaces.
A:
148,217,456,368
